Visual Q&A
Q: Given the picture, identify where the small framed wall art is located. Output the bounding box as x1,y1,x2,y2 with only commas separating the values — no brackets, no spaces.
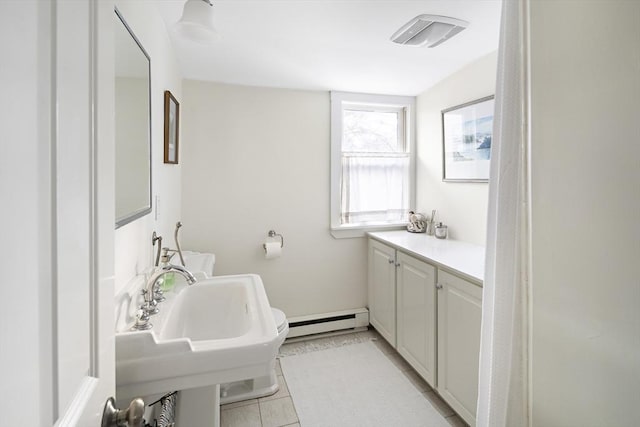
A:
164,90,180,164
441,95,494,182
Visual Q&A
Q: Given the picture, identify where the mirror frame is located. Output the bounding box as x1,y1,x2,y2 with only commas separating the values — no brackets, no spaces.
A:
114,6,152,228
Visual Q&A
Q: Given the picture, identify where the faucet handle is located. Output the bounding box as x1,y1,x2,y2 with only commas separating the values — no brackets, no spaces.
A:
154,288,166,302
140,293,159,315
142,286,159,301
132,309,152,331
143,281,166,303
137,305,151,320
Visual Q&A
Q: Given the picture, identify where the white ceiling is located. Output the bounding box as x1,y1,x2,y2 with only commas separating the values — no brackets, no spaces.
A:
155,0,502,96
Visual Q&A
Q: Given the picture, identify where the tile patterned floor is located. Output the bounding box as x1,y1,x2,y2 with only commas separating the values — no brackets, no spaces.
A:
220,328,469,427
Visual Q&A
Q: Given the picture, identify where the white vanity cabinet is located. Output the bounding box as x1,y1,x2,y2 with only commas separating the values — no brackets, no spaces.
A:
368,239,398,346
367,231,484,427
368,239,437,386
437,269,483,426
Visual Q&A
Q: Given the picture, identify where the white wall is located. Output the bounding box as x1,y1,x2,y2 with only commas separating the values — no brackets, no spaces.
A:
113,0,183,294
181,81,367,318
415,52,498,246
529,1,640,425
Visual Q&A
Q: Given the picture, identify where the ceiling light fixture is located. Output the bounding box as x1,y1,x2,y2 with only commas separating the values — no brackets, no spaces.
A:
175,0,219,44
390,15,469,48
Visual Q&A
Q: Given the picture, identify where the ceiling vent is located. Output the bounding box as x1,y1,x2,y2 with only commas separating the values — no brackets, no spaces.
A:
390,15,469,48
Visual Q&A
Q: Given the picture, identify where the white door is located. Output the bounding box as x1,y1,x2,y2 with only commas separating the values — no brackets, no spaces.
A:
1,0,117,425
368,239,397,347
396,252,436,386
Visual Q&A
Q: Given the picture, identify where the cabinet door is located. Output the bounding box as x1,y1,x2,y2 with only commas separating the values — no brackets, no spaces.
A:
437,270,483,426
368,239,397,347
396,252,437,386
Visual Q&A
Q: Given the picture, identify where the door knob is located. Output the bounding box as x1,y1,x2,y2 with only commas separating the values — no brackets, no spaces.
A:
102,397,145,427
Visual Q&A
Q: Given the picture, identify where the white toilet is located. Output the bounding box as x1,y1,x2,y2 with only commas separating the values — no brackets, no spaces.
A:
219,307,289,404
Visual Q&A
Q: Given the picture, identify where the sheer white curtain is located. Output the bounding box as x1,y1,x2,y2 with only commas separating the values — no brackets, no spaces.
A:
340,155,409,224
476,0,530,426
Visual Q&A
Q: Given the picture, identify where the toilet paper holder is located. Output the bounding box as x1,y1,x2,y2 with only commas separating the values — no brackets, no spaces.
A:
263,230,284,250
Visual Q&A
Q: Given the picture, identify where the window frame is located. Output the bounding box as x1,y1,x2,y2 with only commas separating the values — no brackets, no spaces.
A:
330,91,416,238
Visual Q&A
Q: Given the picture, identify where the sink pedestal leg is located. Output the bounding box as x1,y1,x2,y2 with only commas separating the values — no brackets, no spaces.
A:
176,384,220,426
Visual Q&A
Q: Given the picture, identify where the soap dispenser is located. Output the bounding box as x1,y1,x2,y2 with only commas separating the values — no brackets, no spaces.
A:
159,248,175,291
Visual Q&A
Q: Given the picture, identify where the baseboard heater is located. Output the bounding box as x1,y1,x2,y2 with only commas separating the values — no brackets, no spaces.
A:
286,308,369,339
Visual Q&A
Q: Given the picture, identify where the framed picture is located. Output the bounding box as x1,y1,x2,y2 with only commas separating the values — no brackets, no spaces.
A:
164,90,180,164
442,95,494,182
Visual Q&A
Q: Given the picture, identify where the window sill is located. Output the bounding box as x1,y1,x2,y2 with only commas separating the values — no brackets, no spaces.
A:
330,223,407,239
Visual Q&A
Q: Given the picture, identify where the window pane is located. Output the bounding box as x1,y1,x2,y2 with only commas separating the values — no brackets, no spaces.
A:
340,155,409,224
342,109,400,153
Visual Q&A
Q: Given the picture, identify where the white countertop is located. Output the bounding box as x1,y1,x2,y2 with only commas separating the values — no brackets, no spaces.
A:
368,230,485,284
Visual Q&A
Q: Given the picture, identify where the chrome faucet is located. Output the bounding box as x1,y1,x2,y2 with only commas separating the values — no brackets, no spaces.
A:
144,264,197,303
133,264,197,331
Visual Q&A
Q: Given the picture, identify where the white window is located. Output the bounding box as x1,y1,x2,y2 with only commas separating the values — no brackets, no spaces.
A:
331,92,415,238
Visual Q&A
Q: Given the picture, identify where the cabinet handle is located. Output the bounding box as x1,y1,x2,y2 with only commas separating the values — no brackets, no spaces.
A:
388,258,395,264
436,283,443,290
395,263,401,267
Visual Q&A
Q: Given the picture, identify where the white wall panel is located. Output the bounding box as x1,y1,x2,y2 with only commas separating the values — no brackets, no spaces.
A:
415,52,498,246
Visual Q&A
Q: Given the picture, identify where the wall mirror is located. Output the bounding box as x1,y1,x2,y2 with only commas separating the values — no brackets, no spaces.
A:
115,7,152,228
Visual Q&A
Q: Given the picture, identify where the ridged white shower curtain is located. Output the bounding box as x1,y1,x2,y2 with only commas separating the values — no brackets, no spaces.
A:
476,0,530,426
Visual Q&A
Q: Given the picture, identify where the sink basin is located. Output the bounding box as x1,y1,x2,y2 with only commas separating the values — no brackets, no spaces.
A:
115,274,279,399
160,281,251,341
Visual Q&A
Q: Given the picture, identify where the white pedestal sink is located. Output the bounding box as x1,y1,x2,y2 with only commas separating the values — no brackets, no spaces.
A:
115,274,279,425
